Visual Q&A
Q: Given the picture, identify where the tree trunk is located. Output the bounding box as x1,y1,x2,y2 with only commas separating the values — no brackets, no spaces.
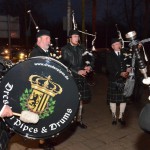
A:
143,0,150,38
92,0,96,34
81,0,85,45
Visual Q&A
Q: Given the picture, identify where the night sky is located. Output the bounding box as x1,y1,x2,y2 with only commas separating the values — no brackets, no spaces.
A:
0,0,149,49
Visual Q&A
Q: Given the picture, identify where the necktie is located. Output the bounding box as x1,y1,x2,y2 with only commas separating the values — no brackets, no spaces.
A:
118,52,120,56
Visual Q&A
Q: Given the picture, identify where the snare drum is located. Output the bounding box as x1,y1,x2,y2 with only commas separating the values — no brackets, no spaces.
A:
0,56,79,139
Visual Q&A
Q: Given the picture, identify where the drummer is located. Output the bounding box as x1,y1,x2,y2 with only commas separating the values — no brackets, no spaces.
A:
0,58,13,117
29,29,51,57
29,29,55,150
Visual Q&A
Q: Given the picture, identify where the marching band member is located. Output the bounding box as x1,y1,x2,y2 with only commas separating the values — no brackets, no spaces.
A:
0,59,13,118
29,29,55,150
29,30,51,57
106,38,130,126
0,60,13,150
61,29,94,129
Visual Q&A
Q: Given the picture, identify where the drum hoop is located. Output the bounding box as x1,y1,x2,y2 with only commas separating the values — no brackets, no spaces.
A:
29,56,69,70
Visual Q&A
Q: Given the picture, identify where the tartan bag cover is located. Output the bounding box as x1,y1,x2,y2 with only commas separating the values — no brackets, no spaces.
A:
123,75,135,97
123,54,135,97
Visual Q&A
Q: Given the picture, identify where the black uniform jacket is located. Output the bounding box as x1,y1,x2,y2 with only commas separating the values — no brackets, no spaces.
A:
61,43,94,75
106,50,127,82
29,44,50,57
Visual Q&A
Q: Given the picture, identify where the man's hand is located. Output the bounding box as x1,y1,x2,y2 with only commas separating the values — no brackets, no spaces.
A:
78,70,87,77
138,42,142,49
126,67,132,73
84,66,92,73
120,72,129,78
1,105,13,118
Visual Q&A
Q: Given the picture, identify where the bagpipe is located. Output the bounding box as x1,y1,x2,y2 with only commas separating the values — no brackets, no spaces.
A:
115,24,130,49
123,31,150,133
49,37,62,60
27,10,62,60
72,11,96,68
115,26,150,133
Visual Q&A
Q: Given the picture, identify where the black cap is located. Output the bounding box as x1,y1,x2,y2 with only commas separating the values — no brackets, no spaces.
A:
36,30,51,38
69,29,80,37
111,38,121,45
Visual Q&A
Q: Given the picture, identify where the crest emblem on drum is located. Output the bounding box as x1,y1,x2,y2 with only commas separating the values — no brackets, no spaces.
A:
19,75,62,119
28,75,62,112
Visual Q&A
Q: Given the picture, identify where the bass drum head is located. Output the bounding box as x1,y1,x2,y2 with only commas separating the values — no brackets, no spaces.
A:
0,56,79,139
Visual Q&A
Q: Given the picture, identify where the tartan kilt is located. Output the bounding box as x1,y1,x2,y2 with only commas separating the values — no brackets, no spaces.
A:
107,81,128,103
73,74,91,102
0,120,10,150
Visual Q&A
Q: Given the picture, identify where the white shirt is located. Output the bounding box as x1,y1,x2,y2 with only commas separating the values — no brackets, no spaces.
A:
115,51,120,56
42,48,48,53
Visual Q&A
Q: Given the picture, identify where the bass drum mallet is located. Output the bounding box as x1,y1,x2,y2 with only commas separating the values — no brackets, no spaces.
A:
13,110,39,124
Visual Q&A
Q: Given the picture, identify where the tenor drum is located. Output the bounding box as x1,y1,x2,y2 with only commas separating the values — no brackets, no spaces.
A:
0,56,79,139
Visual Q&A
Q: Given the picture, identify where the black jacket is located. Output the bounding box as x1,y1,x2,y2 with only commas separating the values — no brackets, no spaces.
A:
106,50,127,81
61,43,94,75
29,45,50,57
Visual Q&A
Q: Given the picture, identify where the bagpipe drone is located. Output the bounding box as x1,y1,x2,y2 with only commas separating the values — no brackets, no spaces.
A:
72,11,96,68
27,10,62,60
125,31,150,133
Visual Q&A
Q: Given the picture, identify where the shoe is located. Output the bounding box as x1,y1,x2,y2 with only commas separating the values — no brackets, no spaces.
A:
77,121,87,129
118,118,126,125
112,118,117,125
112,113,117,125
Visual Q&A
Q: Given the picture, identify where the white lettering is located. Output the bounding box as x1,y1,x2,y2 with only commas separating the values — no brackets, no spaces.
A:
22,125,29,131
13,119,38,133
41,127,47,133
49,109,72,131
34,63,69,80
67,109,72,113
49,123,57,130
29,127,33,132
3,95,8,99
14,119,21,126
3,100,9,105
5,83,13,91
2,82,14,105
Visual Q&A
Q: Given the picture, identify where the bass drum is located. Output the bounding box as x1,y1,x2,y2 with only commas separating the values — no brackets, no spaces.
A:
0,56,79,139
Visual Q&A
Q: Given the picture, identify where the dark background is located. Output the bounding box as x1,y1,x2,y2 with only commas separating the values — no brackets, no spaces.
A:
0,0,150,52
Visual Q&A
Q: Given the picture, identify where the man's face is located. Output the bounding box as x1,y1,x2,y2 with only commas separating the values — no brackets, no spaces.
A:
70,34,80,46
37,35,51,50
111,42,121,51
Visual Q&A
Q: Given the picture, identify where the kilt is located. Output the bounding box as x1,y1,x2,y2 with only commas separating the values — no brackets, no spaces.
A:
107,81,128,103
73,74,91,102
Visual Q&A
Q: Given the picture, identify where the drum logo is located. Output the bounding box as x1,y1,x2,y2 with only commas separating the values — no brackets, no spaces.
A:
19,75,62,119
